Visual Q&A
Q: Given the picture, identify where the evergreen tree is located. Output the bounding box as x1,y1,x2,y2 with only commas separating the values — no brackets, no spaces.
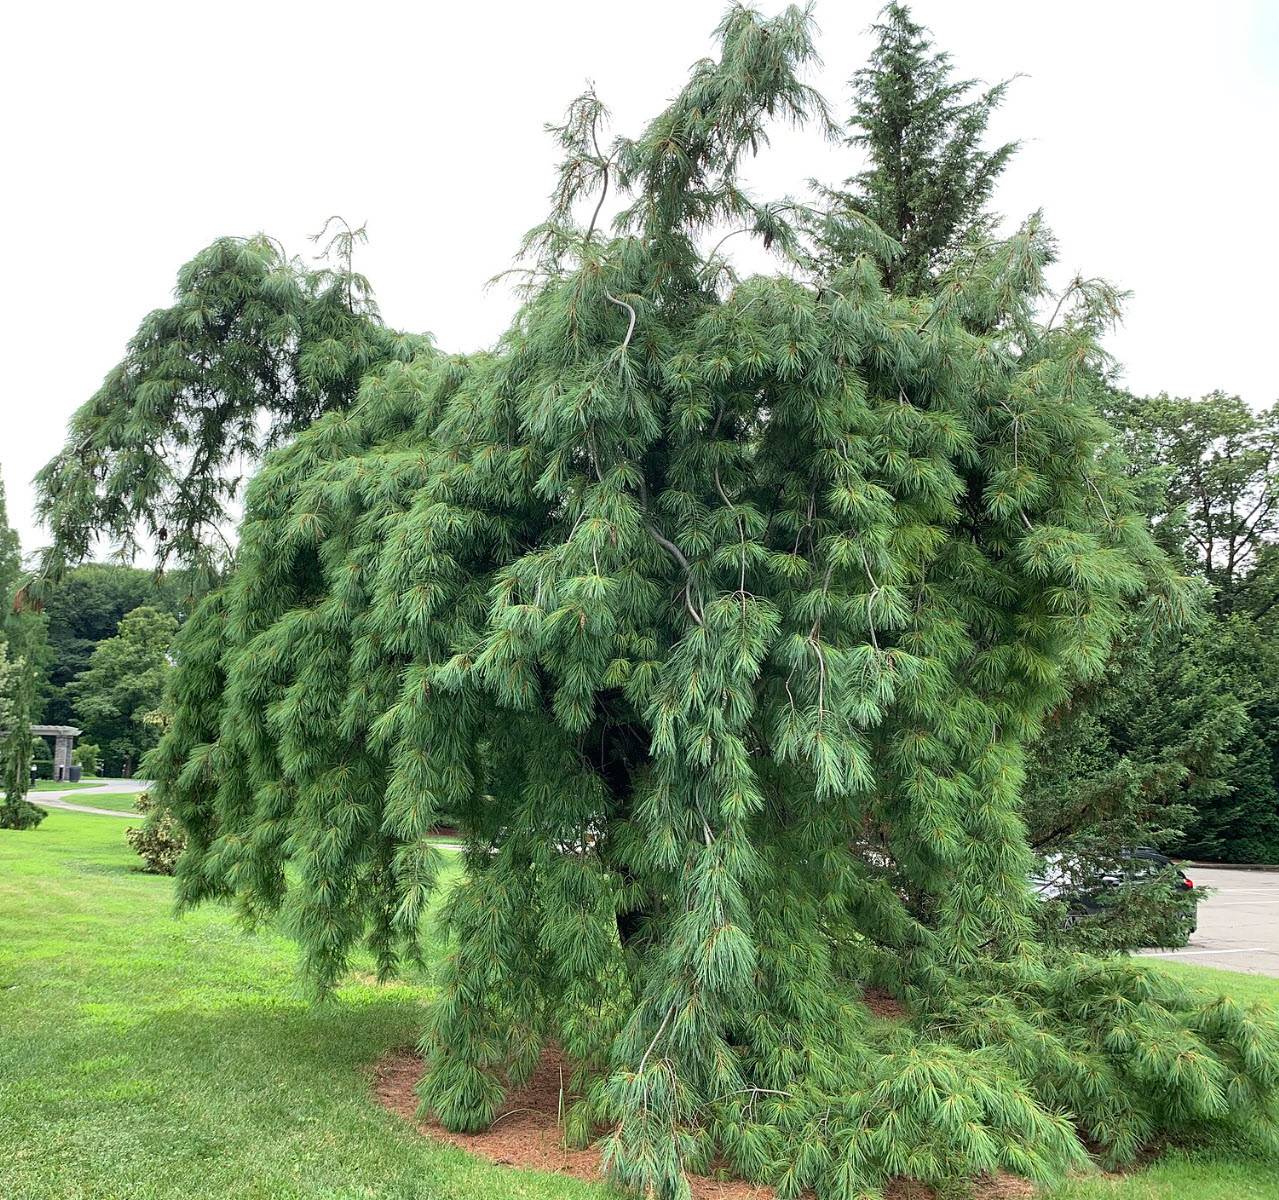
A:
1176,612,1279,861
28,227,432,595
1022,617,1233,947
0,643,43,829
70,605,179,777
122,10,1277,1198
0,471,46,829
815,2,1018,292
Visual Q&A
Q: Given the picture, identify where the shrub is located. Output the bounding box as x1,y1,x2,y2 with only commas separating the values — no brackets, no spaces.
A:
125,791,186,874
73,741,102,776
0,797,47,829
31,737,53,780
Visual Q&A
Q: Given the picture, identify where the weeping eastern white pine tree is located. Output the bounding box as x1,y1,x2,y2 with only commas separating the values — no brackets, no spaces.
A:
98,6,1279,1198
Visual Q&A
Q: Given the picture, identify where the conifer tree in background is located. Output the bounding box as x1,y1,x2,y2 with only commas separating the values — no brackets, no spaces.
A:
27,224,431,597
815,2,1017,291
0,471,46,829
0,652,41,829
1021,616,1231,948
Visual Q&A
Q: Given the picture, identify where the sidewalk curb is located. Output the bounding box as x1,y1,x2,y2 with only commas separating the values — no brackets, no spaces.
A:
1182,861,1279,872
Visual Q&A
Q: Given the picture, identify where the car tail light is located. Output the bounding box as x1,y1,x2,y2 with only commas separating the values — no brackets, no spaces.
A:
1182,877,1194,889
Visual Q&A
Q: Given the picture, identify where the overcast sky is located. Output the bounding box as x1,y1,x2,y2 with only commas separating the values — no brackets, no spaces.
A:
2,0,1276,556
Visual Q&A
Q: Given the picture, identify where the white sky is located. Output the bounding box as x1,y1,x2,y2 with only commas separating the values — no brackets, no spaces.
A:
2,0,1276,556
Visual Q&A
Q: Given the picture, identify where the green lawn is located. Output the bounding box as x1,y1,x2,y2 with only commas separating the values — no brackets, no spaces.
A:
0,810,611,1200
30,778,109,792
38,790,145,813
2,811,1276,1200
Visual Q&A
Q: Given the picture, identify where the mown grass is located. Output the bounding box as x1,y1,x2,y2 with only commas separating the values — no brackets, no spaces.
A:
2,811,1276,1200
38,790,144,813
0,811,614,1200
30,779,109,792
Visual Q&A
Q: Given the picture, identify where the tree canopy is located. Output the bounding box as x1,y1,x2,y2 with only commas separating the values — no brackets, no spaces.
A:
124,7,1279,1198
1027,391,1279,869
38,563,184,727
1115,390,1278,618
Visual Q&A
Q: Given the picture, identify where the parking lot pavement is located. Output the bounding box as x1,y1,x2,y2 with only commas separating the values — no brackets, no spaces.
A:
1136,866,1279,977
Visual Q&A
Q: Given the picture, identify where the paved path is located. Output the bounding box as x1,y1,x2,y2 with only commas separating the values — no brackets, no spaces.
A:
1137,866,1279,977
32,785,464,851
32,780,149,818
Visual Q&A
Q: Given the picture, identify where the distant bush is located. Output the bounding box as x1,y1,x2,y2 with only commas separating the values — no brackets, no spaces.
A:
125,791,186,874
73,741,102,777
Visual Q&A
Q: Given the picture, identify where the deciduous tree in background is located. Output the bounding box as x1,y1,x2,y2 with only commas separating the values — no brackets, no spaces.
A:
37,563,184,726
0,471,46,829
1119,391,1278,616
71,606,178,777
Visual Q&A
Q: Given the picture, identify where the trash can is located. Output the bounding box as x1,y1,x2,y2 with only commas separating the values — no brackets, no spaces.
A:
69,765,83,782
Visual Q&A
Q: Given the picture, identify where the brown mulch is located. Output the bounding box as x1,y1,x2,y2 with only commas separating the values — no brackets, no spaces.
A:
861,986,909,1021
373,1047,771,1197
371,1048,1032,1199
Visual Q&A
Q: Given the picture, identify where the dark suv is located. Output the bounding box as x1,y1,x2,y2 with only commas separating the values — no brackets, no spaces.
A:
1032,847,1197,936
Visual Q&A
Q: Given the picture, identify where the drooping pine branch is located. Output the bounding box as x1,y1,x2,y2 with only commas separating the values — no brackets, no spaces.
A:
28,232,431,599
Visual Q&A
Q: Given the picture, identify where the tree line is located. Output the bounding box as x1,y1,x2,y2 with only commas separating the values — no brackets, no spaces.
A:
0,490,181,822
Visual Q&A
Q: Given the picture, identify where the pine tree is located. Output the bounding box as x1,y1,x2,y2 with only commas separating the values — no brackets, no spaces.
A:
28,228,432,597
119,9,1279,1198
814,2,1018,292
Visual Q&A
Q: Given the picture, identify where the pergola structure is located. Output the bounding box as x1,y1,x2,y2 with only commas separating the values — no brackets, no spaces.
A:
30,725,81,780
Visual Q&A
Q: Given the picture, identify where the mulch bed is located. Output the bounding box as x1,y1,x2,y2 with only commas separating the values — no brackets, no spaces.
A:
371,1046,1032,1200
861,986,909,1021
